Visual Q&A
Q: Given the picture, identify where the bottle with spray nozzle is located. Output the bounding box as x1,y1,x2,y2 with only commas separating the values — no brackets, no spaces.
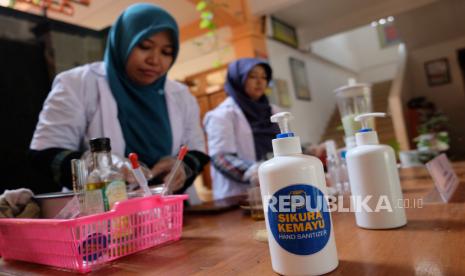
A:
258,112,339,276
346,112,407,229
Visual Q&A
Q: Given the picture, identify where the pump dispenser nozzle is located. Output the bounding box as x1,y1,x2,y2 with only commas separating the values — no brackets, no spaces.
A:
270,112,302,156
354,112,386,146
271,112,294,138
355,112,386,132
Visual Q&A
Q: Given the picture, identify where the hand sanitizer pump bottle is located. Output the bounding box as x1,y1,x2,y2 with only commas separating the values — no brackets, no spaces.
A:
258,112,338,276
346,112,407,229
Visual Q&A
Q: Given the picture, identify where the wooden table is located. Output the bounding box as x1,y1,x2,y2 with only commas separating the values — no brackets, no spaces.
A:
1,164,465,275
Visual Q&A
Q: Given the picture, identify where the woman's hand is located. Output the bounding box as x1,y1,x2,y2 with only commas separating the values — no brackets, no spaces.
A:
151,157,187,192
244,162,261,186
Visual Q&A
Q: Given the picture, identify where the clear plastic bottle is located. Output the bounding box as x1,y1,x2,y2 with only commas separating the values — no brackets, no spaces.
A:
259,112,339,276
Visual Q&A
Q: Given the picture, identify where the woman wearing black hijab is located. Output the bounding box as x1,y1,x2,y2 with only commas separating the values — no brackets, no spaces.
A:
204,58,279,200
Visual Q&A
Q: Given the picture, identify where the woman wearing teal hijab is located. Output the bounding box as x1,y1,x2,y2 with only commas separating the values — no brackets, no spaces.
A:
105,3,178,167
29,4,209,194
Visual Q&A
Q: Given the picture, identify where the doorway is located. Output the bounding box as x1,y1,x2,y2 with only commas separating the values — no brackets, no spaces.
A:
457,48,465,91
0,38,51,193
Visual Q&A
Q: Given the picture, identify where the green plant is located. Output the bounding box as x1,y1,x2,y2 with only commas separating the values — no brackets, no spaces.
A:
196,1,216,32
196,1,220,67
417,113,448,134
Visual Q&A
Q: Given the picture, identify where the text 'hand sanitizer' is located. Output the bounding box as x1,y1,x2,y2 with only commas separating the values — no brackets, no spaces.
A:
258,112,339,276
346,112,407,229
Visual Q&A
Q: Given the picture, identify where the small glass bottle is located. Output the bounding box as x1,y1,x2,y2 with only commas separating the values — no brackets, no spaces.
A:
85,137,127,212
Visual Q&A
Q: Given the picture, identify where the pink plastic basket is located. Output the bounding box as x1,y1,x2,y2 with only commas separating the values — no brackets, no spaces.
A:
0,195,188,273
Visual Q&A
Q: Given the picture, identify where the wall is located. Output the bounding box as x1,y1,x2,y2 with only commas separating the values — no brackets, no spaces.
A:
311,33,359,71
407,35,465,157
347,25,400,83
169,27,235,81
310,24,400,84
267,39,357,145
358,62,398,83
388,44,411,151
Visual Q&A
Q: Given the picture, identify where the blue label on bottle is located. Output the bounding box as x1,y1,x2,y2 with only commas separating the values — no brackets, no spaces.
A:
267,184,331,255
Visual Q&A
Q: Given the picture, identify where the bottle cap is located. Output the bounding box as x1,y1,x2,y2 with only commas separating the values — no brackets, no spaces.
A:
89,137,111,152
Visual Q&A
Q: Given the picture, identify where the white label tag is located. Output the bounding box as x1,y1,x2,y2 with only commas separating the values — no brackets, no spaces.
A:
426,154,459,202
84,189,105,215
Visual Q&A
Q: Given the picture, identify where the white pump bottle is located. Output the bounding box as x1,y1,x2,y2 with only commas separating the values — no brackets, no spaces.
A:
346,112,407,229
258,112,338,276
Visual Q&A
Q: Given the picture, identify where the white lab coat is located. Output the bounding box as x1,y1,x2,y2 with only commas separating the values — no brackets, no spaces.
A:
203,97,278,199
30,62,205,158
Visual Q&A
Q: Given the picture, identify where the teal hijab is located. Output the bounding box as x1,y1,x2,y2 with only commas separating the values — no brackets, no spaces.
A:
104,3,179,167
